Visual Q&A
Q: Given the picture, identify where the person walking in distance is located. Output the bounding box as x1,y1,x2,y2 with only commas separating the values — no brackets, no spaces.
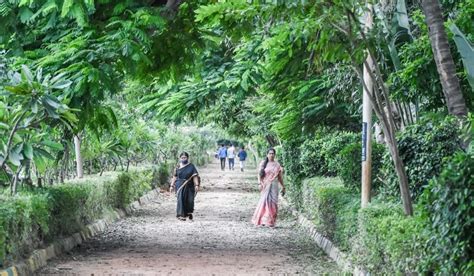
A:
227,144,236,171
218,144,227,171
238,146,247,172
252,148,285,227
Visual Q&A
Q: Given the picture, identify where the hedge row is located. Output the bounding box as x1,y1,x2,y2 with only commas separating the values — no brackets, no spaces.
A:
0,167,161,268
300,146,473,275
281,117,463,201
280,129,385,194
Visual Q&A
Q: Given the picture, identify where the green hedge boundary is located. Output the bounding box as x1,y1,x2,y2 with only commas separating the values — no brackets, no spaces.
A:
0,188,161,275
0,167,157,269
296,177,425,274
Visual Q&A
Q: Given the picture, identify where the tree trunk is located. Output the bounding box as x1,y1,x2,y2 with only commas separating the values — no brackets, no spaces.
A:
265,134,277,147
165,0,183,11
35,169,42,188
10,164,22,195
383,122,414,215
60,145,69,183
421,0,468,117
74,134,84,178
23,159,33,188
100,158,105,176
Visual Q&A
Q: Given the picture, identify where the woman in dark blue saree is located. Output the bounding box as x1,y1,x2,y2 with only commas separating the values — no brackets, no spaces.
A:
170,152,200,221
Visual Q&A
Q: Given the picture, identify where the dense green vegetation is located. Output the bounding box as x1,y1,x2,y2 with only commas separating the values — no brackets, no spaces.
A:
0,168,154,267
0,0,472,274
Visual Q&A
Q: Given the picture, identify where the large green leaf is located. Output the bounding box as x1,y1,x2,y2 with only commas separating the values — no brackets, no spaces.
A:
8,146,23,166
33,154,47,173
33,147,54,160
23,142,33,159
21,65,34,83
43,95,61,109
41,140,64,151
43,103,60,119
5,84,31,95
61,0,74,17
19,6,33,23
450,23,474,91
51,80,72,89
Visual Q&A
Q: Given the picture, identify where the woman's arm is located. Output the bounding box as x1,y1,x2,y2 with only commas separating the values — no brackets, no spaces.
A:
170,167,178,192
170,175,176,192
257,160,263,184
192,175,200,192
277,170,286,195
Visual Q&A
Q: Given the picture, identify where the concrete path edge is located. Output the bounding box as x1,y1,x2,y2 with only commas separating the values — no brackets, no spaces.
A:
281,198,369,276
0,189,162,276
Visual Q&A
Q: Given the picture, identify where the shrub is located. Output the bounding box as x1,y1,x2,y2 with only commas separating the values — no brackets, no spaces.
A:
47,184,92,236
0,169,153,267
299,131,359,178
379,117,461,200
301,177,358,247
129,170,153,201
0,193,51,265
299,134,327,177
320,131,359,176
419,149,474,274
336,141,386,191
351,203,425,274
281,139,305,208
155,162,172,189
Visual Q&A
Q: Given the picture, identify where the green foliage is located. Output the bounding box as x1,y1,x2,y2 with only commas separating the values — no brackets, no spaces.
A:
380,116,462,200
46,184,92,235
0,169,153,267
450,23,474,91
300,177,358,250
0,193,51,266
153,162,172,189
280,138,304,208
419,149,474,274
320,132,359,176
336,141,386,191
0,65,77,168
352,203,425,274
105,170,153,210
299,130,359,177
299,133,327,177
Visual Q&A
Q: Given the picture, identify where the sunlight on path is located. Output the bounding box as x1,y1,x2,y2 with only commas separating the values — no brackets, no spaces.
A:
36,160,341,275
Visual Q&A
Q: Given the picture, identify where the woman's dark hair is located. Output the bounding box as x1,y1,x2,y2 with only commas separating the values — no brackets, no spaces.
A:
179,152,189,158
259,148,276,177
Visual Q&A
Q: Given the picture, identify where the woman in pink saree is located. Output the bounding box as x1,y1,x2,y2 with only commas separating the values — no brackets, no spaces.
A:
252,148,286,227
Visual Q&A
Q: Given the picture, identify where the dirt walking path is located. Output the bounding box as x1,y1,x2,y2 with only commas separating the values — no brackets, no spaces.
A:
36,160,341,275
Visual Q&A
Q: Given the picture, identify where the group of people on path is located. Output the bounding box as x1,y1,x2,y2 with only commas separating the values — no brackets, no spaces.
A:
169,148,285,228
217,144,248,172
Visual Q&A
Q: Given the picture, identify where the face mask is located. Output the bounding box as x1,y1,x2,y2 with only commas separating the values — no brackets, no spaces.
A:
180,159,188,165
